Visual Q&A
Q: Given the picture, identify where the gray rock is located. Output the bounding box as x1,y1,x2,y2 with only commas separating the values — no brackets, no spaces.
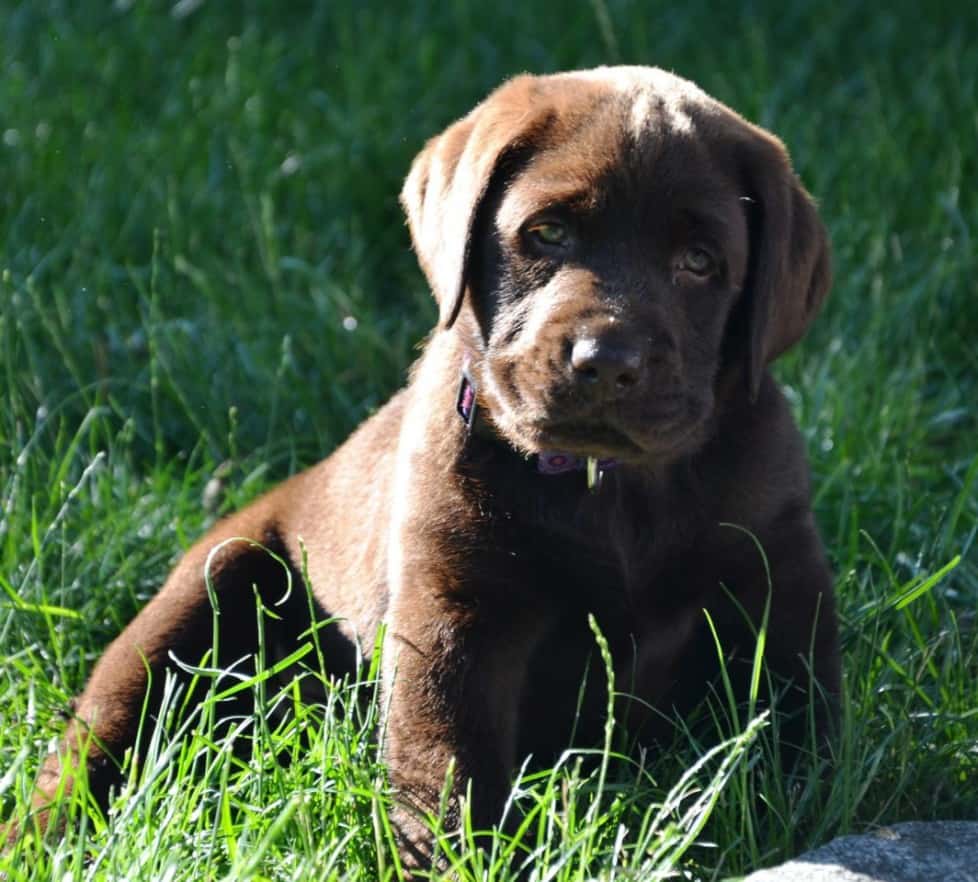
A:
742,821,978,882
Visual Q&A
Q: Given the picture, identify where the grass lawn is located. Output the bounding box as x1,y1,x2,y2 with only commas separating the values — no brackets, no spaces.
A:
1,1,976,879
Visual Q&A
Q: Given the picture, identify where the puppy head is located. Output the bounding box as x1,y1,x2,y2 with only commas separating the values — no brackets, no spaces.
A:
401,66,830,465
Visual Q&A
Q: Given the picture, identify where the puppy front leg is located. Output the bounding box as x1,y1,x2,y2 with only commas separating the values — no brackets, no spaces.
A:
382,586,539,873
765,549,841,758
725,519,841,758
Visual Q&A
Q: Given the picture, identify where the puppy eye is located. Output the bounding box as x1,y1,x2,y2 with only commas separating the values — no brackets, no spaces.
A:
678,247,716,276
525,220,569,247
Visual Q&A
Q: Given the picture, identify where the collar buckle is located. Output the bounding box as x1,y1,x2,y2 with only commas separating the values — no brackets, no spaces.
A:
456,361,478,431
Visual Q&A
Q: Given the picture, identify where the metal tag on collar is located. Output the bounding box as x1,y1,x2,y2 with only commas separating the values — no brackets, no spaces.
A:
587,456,603,492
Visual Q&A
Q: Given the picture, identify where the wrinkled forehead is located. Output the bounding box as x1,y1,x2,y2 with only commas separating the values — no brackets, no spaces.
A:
498,67,740,227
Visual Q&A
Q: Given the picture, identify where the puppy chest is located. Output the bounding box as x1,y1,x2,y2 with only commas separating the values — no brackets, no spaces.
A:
515,594,700,755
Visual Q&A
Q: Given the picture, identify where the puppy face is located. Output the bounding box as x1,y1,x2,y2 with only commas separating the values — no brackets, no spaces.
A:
402,68,830,466
469,96,751,463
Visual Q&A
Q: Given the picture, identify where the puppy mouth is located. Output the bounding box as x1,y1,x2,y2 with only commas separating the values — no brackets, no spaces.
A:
526,399,696,460
535,421,646,459
484,366,700,460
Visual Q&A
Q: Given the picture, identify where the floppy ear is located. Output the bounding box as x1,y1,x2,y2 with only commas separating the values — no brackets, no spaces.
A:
400,76,549,329
741,133,831,400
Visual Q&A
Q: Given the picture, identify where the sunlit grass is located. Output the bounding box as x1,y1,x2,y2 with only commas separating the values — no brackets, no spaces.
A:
2,1,976,879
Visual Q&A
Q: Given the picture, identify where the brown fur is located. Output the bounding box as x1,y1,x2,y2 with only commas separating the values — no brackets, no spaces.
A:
7,67,840,871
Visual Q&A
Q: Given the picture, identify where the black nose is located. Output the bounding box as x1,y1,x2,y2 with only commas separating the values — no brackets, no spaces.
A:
570,336,644,395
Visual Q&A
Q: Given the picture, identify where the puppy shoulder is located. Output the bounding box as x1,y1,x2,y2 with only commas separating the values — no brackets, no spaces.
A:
701,371,816,531
275,389,410,528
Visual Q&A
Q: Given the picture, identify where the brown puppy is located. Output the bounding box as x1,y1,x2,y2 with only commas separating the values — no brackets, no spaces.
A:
11,66,840,869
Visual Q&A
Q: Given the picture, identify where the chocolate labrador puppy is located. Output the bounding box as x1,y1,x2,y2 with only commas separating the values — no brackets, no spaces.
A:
11,66,840,869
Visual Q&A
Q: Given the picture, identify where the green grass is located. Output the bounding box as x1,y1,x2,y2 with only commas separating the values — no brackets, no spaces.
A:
1,1,976,879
